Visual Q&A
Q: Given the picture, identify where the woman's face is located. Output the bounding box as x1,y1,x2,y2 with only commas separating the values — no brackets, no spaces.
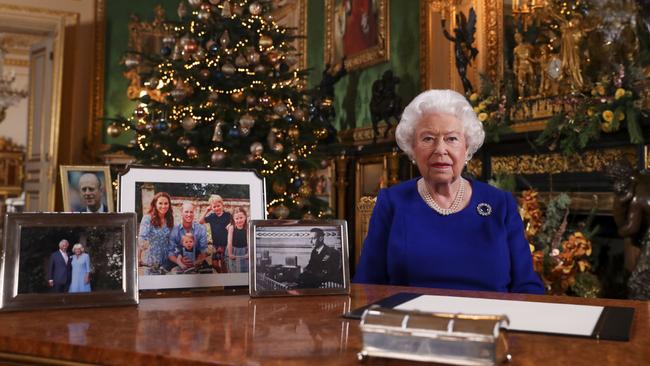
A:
234,212,246,228
156,196,170,215
412,113,467,186
74,247,82,255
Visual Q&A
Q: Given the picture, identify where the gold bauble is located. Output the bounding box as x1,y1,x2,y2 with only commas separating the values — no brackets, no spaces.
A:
186,146,199,159
315,127,329,140
298,184,312,197
231,91,245,103
107,123,122,138
182,115,198,131
259,35,273,48
288,126,300,139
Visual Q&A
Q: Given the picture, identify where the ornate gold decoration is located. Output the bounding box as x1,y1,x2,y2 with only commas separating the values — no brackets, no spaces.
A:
335,153,348,219
355,195,377,264
510,96,565,124
420,0,502,91
338,124,395,146
466,158,482,177
89,0,106,160
270,0,307,70
324,0,390,71
2,59,29,67
491,147,637,175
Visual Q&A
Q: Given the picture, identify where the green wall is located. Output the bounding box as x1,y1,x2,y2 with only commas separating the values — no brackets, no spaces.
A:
103,0,421,141
307,0,420,130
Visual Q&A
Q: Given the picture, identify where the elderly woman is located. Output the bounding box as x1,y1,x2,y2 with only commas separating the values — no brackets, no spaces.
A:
69,243,91,293
354,89,544,294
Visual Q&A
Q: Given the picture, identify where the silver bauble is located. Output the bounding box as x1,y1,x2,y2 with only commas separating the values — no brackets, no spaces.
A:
250,142,264,156
221,63,236,75
170,88,187,101
235,54,248,67
211,150,226,164
248,2,262,15
240,127,251,136
272,142,284,153
221,1,232,17
246,51,261,65
287,152,298,162
239,113,255,129
197,10,210,21
182,115,197,131
273,102,288,115
188,0,202,7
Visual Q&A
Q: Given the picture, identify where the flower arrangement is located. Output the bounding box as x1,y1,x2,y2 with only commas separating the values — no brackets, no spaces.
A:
520,189,601,297
466,76,512,142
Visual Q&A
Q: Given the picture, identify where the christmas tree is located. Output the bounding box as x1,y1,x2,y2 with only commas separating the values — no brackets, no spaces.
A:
108,0,333,219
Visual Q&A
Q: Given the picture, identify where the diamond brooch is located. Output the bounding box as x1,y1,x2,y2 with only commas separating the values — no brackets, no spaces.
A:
477,203,492,216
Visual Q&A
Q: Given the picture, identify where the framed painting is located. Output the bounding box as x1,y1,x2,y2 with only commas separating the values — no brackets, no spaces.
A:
271,0,308,70
118,166,266,290
325,0,390,71
249,219,350,297
0,213,138,311
60,165,114,213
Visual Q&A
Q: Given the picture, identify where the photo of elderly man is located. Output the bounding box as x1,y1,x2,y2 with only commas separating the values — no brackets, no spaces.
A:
77,172,107,213
48,239,72,293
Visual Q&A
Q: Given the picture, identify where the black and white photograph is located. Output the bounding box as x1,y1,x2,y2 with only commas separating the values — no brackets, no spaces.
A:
119,166,266,290
0,213,138,312
249,220,349,297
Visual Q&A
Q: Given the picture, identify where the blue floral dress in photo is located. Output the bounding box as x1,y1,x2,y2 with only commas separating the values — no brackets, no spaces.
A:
139,215,172,271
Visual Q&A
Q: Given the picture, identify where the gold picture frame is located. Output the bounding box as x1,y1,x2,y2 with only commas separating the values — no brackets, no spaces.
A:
325,0,390,71
419,0,503,93
60,165,114,213
271,0,308,71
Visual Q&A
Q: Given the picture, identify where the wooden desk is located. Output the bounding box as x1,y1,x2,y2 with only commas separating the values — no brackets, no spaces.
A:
0,284,648,365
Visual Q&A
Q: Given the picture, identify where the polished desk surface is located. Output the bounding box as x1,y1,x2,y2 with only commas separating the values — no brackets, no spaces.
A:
0,284,648,365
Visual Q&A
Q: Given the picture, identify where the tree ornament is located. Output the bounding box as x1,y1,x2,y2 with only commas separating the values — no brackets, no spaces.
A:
209,0,220,4
144,76,159,89
272,142,284,153
135,122,147,132
248,2,262,15
273,102,288,116
273,204,290,219
283,114,295,123
292,108,305,121
107,123,122,138
266,128,277,147
182,115,197,131
208,41,220,55
239,113,255,129
208,91,220,101
212,121,225,142
246,95,257,106
221,63,236,75
293,178,303,188
250,142,264,156
194,48,206,61
299,171,309,179
228,126,241,138
235,54,248,67
320,159,330,168
231,91,245,103
259,95,272,107
272,181,286,194
134,106,147,119
287,152,298,162
285,54,299,66
188,0,202,7
183,40,198,54
156,120,169,131
267,51,281,65
162,35,176,46
198,9,210,21
170,87,187,101
186,146,199,159
160,46,172,57
177,3,188,20
244,154,256,164
315,127,329,140
211,150,226,164
240,127,251,136
247,51,260,64
172,45,183,60
221,1,232,17
177,136,191,147
253,64,267,75
220,30,231,48
232,3,244,16
288,126,300,139
259,35,273,48
200,68,211,79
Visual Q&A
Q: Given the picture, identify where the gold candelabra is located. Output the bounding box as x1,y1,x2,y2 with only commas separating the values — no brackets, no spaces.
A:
512,0,546,31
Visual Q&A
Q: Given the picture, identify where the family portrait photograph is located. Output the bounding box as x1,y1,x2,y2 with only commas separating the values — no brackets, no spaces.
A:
60,165,114,213
119,167,266,289
250,220,349,297
0,213,138,311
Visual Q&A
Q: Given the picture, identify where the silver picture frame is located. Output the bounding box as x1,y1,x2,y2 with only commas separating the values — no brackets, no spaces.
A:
118,166,266,290
0,213,138,312
249,219,350,297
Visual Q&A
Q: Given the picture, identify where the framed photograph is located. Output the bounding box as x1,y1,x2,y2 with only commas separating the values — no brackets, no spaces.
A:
309,159,335,214
118,166,266,290
325,0,390,71
270,0,307,70
0,213,138,312
249,219,349,297
60,165,114,213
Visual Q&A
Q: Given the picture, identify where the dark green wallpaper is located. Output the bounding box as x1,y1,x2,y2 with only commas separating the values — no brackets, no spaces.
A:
103,0,420,142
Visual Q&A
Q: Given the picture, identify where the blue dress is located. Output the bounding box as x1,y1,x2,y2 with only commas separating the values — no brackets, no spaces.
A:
353,178,545,294
69,253,91,293
139,215,172,268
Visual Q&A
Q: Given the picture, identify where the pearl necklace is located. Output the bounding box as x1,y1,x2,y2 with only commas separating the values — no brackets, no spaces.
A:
417,178,465,216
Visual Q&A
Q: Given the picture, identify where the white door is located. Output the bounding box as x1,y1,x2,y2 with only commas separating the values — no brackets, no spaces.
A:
24,36,57,211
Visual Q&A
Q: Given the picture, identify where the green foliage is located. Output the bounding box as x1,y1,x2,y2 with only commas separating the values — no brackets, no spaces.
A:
534,193,571,251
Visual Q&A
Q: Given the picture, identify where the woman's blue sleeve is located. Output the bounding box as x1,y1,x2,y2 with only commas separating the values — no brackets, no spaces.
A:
85,254,91,273
352,188,394,284
139,216,150,240
504,192,546,294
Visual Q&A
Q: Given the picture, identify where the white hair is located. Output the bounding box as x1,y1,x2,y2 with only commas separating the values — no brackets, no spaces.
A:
395,89,485,160
72,243,85,252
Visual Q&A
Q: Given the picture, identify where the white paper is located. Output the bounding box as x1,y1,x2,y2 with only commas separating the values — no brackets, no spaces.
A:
395,295,604,336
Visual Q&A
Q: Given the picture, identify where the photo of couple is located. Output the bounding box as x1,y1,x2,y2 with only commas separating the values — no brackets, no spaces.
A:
16,225,124,295
135,182,251,278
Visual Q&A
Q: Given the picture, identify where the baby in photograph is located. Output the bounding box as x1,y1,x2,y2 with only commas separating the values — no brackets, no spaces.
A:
170,233,198,273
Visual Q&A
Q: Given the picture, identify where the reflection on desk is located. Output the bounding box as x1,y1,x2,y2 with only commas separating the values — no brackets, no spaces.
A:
0,285,648,365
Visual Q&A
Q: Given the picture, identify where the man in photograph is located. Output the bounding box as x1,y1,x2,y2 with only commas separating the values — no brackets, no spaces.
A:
77,172,107,213
48,239,71,293
297,228,342,288
168,201,209,271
